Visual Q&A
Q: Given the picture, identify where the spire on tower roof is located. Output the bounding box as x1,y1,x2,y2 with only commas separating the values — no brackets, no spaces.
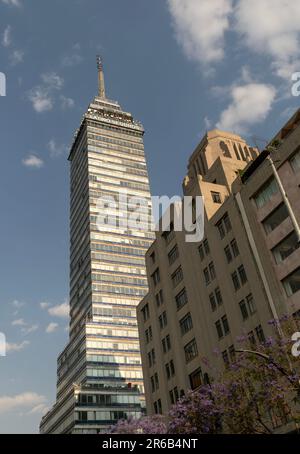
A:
97,55,106,99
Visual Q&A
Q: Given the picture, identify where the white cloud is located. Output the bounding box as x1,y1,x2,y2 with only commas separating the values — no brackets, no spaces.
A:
28,403,49,415
0,392,46,414
60,95,75,110
234,0,300,79
62,54,82,67
167,0,233,65
46,322,59,334
1,0,21,7
41,72,64,90
11,318,26,327
10,49,24,65
216,83,276,134
167,0,300,83
22,154,44,169
2,25,12,47
40,302,50,310
47,139,68,158
48,301,69,319
28,73,64,113
21,324,38,335
61,46,83,67
204,116,212,130
28,87,53,113
11,300,25,310
6,340,30,353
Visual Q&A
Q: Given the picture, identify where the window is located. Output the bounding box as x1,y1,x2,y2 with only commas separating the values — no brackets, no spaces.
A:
209,262,216,280
283,267,300,296
209,292,217,311
222,350,230,368
184,338,198,363
169,387,179,405
215,287,223,306
145,326,153,344
290,149,300,173
215,320,223,339
223,213,232,233
176,288,188,310
159,311,168,329
204,262,216,286
254,178,278,208
147,348,156,367
215,316,230,339
224,245,233,263
155,289,164,307
272,231,300,264
162,335,171,353
263,203,289,234
204,239,210,255
152,349,156,365
151,376,155,393
212,191,222,204
232,265,247,290
154,373,159,390
209,287,223,311
232,271,241,291
203,267,210,286
174,387,179,402
168,245,179,265
151,373,159,392
165,363,170,379
217,220,225,239
239,299,248,321
229,345,236,362
166,334,171,351
233,143,241,160
198,244,205,261
248,330,256,347
180,313,193,335
199,239,210,261
238,265,248,285
172,266,183,287
163,223,175,245
231,239,240,258
166,360,175,379
189,368,203,390
169,390,175,405
246,294,256,314
151,268,160,286
141,303,150,322
216,213,232,239
222,315,230,335
154,399,162,415
150,251,156,264
170,360,175,376
255,325,265,343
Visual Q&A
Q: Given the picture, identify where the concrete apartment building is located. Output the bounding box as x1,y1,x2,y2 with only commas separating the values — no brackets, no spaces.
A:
137,110,300,420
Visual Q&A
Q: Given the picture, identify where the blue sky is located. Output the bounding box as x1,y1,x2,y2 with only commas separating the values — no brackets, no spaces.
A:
0,0,299,433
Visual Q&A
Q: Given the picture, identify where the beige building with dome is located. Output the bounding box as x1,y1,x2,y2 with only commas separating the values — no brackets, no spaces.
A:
137,111,300,428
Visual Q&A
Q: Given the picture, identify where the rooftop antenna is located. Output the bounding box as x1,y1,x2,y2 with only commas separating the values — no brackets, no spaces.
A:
97,55,106,99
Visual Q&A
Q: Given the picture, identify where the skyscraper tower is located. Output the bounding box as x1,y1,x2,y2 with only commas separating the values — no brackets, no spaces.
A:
40,58,154,434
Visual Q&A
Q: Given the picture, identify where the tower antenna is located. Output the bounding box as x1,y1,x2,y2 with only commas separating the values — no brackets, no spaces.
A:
97,55,106,98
